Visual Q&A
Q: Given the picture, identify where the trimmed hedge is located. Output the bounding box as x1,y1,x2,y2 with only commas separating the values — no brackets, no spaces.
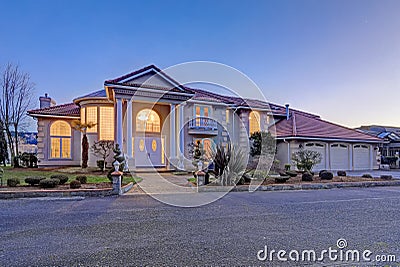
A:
302,172,313,182
286,171,298,177
319,170,327,177
76,175,87,184
7,178,20,187
362,174,373,178
380,175,393,180
50,174,69,185
39,178,60,188
337,171,347,177
25,177,45,186
320,171,334,180
70,180,81,189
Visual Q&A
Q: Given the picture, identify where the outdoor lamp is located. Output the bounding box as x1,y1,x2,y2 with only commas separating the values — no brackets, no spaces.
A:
113,161,120,172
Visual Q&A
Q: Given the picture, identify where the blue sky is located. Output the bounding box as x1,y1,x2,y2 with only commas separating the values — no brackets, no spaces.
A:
1,0,399,128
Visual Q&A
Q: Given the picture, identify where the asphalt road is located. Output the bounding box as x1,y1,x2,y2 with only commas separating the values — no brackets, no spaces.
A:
1,187,400,266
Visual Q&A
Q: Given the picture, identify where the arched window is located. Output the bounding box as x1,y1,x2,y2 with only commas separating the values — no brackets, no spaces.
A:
249,111,261,135
136,109,161,132
50,121,71,158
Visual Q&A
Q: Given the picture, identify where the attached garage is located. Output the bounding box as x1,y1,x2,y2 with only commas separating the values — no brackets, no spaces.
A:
330,143,349,170
353,144,370,170
304,142,326,170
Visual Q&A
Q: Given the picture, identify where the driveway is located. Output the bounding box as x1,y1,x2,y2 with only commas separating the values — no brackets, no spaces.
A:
1,187,399,266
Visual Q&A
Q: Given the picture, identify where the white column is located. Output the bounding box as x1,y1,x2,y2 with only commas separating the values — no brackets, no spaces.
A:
116,98,123,147
170,104,176,160
369,145,374,170
126,100,132,157
349,145,354,170
178,104,185,170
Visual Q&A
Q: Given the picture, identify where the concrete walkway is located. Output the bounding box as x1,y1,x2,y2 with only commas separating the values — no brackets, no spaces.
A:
126,172,197,195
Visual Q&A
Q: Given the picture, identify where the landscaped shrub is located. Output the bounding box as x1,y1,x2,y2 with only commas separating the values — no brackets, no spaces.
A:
76,175,87,184
286,171,298,177
319,170,327,177
380,175,393,180
362,173,373,178
39,178,59,188
302,172,313,182
25,176,45,186
70,180,81,189
284,164,291,171
320,171,334,180
337,171,347,177
275,176,289,183
7,178,20,187
50,174,69,185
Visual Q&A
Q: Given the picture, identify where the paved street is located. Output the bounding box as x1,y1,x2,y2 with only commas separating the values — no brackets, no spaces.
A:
1,187,400,266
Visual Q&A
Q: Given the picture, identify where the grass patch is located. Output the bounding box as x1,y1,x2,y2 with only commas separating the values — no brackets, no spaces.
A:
187,177,196,183
0,166,141,186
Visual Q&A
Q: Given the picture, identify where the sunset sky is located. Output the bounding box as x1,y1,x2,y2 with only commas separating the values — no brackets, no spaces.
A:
1,0,399,129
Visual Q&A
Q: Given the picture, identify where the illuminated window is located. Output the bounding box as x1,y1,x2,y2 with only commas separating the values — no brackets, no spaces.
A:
86,106,97,133
50,121,71,159
80,107,86,124
194,138,214,159
249,111,261,135
226,109,230,124
195,105,210,126
136,109,160,132
99,107,114,140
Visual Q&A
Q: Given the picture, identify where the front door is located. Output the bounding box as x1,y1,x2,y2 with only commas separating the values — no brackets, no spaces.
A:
135,137,163,167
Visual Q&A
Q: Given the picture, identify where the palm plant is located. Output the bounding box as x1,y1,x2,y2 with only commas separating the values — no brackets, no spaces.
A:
212,144,247,186
71,120,96,168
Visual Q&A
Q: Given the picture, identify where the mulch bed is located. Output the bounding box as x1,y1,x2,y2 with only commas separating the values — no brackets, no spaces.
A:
0,182,117,191
260,175,378,185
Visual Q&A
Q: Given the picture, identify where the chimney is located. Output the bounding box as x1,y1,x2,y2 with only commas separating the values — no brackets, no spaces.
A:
285,104,290,120
39,93,56,109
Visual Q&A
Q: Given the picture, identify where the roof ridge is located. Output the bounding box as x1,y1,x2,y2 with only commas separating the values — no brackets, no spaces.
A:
105,64,157,83
28,102,77,113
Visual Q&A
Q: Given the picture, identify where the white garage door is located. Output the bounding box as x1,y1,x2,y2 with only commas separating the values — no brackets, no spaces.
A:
353,144,370,170
304,142,326,170
330,144,349,170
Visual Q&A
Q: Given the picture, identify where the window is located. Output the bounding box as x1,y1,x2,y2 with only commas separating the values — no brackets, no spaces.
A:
226,109,230,124
99,107,114,140
136,109,160,132
50,121,71,159
249,111,260,135
86,106,97,133
80,107,86,125
195,105,210,126
194,138,214,159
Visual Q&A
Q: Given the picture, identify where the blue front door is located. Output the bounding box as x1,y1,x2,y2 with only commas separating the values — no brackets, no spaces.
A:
135,137,163,167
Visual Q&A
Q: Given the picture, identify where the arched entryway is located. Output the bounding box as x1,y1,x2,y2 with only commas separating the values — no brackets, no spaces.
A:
135,109,165,167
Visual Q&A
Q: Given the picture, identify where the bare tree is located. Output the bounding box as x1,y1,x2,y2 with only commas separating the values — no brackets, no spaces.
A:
0,63,35,167
91,140,114,171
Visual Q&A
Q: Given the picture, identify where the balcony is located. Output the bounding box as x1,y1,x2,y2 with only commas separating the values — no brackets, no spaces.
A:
188,117,218,135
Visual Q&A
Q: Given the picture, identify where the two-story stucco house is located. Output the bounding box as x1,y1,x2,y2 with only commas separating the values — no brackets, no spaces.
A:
28,65,382,171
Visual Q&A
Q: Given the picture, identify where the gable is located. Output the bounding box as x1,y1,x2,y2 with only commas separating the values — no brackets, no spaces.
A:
125,70,176,88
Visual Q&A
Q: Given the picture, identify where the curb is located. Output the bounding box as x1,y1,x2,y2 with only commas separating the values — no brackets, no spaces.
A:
198,180,400,192
0,182,134,199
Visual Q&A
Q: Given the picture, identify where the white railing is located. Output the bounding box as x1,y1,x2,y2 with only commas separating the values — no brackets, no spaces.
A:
189,117,218,130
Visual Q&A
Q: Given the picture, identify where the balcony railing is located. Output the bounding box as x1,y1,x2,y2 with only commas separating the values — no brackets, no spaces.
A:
188,117,218,131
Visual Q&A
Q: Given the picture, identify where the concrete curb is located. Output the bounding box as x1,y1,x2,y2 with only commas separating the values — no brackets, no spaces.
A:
0,182,134,199
198,180,400,192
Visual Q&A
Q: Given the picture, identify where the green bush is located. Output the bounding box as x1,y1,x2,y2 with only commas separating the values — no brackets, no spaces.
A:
362,173,373,178
25,177,45,186
284,164,291,171
337,171,347,177
76,175,87,184
7,178,20,187
320,171,333,180
39,178,59,188
318,170,327,177
380,175,393,180
50,174,69,185
70,180,82,189
96,160,105,171
302,172,313,182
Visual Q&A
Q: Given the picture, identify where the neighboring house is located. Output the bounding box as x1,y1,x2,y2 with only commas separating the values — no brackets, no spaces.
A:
28,65,382,171
356,125,400,158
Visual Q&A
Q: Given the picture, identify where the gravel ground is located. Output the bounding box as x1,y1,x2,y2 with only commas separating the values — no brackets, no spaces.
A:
1,187,400,266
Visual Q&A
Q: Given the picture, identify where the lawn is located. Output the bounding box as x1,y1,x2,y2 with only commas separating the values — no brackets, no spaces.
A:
0,166,140,186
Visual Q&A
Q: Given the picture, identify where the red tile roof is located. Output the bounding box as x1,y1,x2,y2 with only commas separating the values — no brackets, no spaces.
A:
28,103,80,118
273,112,382,142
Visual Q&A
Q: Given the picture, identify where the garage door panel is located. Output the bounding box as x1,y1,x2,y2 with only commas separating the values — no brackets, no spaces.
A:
304,143,325,171
330,144,349,170
353,145,370,170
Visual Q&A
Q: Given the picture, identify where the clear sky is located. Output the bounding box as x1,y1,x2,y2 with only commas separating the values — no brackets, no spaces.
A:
1,0,399,129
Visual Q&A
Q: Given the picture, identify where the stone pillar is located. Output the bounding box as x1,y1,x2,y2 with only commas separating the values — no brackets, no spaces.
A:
112,171,123,195
116,98,123,147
